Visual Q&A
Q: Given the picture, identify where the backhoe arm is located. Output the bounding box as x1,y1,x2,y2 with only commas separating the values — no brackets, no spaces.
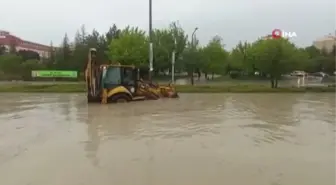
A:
85,48,98,98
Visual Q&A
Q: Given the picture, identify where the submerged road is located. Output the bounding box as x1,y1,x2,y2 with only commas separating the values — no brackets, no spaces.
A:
0,93,334,185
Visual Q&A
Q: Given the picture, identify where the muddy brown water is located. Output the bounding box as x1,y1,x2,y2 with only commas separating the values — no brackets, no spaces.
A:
0,93,334,185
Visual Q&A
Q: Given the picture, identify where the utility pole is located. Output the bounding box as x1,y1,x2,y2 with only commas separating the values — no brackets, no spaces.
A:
148,0,153,81
172,38,176,84
190,27,198,85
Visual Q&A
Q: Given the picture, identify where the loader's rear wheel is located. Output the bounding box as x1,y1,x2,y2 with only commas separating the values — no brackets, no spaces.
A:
109,93,131,103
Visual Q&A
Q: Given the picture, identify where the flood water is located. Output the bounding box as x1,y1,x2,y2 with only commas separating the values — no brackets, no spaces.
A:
0,93,334,185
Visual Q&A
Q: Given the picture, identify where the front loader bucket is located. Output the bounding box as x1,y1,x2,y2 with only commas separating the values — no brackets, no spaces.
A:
158,83,179,98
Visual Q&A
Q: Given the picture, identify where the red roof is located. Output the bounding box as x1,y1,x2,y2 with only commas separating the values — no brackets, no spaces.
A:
0,30,51,51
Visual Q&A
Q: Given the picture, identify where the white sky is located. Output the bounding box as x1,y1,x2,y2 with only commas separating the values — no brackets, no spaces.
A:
0,0,335,49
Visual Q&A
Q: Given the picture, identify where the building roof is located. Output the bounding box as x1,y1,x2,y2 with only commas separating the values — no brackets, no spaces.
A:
0,30,51,51
314,34,336,42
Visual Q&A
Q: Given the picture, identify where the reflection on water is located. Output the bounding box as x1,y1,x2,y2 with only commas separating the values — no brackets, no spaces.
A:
0,93,334,185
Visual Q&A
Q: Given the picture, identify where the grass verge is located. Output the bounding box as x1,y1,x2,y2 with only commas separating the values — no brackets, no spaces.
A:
0,83,335,93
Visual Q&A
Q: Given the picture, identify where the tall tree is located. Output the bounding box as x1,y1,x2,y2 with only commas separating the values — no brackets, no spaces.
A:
55,33,72,70
169,22,188,71
202,36,228,79
49,41,55,64
249,38,305,88
107,26,148,66
80,24,87,44
0,54,22,75
304,45,321,58
152,28,174,73
106,24,121,44
227,41,254,76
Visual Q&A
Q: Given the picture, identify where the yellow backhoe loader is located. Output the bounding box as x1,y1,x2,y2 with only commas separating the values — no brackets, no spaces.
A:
85,48,178,104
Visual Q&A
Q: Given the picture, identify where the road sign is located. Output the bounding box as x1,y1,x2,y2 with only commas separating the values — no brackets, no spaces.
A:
31,70,78,78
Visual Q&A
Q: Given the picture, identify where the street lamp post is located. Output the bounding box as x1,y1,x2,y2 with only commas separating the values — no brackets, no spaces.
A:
148,0,153,81
190,27,198,85
191,27,198,45
171,38,176,84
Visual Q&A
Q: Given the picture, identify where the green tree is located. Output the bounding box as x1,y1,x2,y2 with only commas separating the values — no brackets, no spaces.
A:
202,36,228,79
0,54,22,77
304,45,321,58
181,41,203,84
55,33,72,70
105,24,121,44
249,38,302,88
72,28,89,71
103,24,121,62
317,56,335,74
152,28,174,73
302,57,322,73
228,41,253,74
169,22,188,71
107,26,148,66
20,59,45,80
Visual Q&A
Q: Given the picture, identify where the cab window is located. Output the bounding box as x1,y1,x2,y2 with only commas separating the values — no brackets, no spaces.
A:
104,67,121,85
123,68,134,85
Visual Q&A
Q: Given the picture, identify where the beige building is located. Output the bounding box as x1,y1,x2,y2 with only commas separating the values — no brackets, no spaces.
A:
261,34,273,40
313,34,336,53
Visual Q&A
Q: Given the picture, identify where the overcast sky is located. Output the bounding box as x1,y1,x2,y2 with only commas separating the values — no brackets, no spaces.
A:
0,0,335,49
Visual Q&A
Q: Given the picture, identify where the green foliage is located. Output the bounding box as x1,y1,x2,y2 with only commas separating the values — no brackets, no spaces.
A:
152,28,174,71
107,26,148,66
20,59,45,80
247,38,299,87
0,54,22,74
304,45,321,58
202,36,228,75
250,38,298,77
227,38,335,88
228,41,252,72
0,54,45,80
181,47,203,72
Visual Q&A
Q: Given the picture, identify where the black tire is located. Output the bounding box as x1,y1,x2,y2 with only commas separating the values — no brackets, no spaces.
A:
109,93,131,103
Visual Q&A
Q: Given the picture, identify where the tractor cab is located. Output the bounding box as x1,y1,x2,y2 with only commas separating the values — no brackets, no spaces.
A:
101,65,138,94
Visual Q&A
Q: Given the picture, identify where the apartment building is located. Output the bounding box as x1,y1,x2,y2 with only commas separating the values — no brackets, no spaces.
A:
313,34,336,53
